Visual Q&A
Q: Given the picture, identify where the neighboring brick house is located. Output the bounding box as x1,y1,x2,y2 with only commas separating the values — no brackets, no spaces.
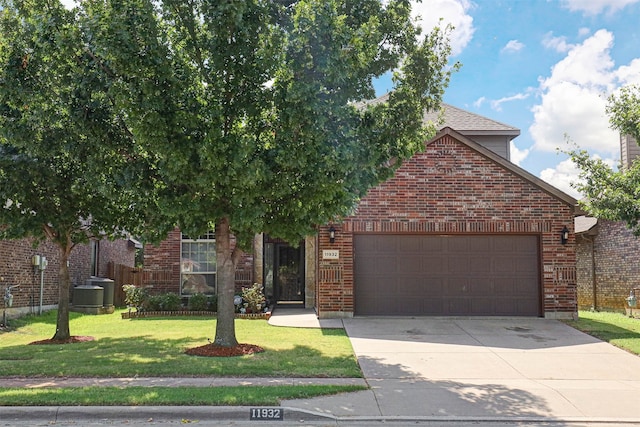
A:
576,134,640,312
1,237,137,319
145,103,580,319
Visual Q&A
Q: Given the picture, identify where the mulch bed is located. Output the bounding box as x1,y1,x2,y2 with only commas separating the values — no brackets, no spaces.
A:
185,343,265,357
29,336,95,345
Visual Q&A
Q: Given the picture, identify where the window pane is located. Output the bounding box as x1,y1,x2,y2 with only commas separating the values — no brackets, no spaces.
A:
182,273,216,295
181,232,216,294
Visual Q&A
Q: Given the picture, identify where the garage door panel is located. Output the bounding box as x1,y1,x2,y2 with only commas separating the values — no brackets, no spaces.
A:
470,298,496,315
468,278,493,295
354,235,540,316
467,256,492,273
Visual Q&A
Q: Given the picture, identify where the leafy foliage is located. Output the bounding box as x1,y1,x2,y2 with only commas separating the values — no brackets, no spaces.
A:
145,293,182,312
607,84,640,143
122,285,147,310
569,84,640,234
188,293,210,312
241,283,267,313
0,0,159,340
2,0,456,346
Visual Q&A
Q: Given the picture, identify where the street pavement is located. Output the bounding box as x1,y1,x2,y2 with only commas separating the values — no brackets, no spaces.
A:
2,310,640,426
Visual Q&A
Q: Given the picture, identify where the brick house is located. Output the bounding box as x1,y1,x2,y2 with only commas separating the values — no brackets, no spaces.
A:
1,237,137,319
144,103,580,319
576,134,640,312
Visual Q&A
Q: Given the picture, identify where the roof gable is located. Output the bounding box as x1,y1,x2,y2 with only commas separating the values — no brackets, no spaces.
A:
432,127,578,211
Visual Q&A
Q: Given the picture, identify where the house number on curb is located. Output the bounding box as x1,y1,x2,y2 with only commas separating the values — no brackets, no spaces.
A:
322,250,339,260
249,407,283,420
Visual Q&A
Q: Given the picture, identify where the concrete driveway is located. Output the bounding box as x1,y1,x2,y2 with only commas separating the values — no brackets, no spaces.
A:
285,317,640,422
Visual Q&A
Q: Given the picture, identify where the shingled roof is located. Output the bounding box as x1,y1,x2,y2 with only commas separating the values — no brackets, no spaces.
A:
423,103,520,137
361,94,520,138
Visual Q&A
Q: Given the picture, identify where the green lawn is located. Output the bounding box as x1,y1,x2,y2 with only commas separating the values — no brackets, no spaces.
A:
0,309,363,406
0,385,367,406
0,309,361,378
565,310,640,355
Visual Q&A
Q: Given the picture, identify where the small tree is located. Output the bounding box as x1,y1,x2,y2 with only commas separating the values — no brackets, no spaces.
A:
0,1,157,340
570,84,640,234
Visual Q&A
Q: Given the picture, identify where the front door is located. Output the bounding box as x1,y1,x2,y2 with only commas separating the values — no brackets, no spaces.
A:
264,239,304,306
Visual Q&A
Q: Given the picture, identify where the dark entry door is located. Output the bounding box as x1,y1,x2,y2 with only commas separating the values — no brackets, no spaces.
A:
275,244,304,303
264,238,304,305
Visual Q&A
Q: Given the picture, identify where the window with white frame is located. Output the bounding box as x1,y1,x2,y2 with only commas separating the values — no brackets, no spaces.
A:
181,231,216,295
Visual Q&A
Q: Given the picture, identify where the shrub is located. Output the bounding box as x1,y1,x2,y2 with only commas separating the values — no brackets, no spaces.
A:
162,293,182,311
189,293,209,311
144,294,164,311
122,284,147,310
145,293,182,311
241,283,266,313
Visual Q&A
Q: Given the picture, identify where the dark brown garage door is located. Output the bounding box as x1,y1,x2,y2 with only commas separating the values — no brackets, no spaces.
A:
354,235,540,316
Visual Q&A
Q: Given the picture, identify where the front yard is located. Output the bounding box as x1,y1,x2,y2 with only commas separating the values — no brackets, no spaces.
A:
0,309,361,378
0,309,364,406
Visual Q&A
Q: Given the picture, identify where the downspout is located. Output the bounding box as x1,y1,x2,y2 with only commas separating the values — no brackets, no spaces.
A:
591,236,597,311
583,234,597,311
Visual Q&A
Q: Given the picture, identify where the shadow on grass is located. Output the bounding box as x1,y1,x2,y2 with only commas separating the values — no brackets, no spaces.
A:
0,334,361,378
565,316,640,354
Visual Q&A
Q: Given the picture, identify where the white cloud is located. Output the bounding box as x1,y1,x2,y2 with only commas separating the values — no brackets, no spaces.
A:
60,0,75,9
490,92,529,111
541,29,616,91
530,30,620,156
539,155,618,199
615,58,640,86
560,0,640,15
473,97,486,108
501,40,524,53
578,27,591,37
510,142,530,166
542,32,574,53
411,0,475,56
539,158,584,199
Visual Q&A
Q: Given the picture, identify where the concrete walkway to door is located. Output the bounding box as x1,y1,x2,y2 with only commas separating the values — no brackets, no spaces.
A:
283,316,640,424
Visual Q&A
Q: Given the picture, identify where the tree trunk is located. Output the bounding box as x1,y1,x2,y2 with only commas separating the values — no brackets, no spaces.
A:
213,217,239,347
52,238,73,341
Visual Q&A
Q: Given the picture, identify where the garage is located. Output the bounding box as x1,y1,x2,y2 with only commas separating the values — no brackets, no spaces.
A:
354,234,541,316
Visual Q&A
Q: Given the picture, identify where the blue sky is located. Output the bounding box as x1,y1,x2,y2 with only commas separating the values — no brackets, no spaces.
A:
374,0,640,198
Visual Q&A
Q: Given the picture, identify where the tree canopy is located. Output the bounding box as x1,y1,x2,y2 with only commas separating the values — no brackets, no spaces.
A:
0,0,157,340
571,84,640,234
1,0,457,346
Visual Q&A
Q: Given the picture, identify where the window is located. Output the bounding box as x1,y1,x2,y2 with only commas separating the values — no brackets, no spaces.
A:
181,231,216,295
90,240,100,277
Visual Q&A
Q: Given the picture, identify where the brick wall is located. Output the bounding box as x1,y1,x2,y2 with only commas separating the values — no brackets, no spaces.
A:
69,239,135,288
577,220,640,311
0,238,59,313
317,133,577,318
1,237,134,316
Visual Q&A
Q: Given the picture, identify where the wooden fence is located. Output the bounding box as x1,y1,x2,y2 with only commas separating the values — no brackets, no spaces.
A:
107,262,255,306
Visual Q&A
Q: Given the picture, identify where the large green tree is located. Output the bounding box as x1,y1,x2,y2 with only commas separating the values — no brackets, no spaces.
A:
78,0,457,347
0,0,157,340
571,84,640,234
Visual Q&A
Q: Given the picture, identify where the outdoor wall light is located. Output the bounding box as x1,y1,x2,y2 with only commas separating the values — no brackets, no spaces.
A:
561,226,569,245
329,226,336,244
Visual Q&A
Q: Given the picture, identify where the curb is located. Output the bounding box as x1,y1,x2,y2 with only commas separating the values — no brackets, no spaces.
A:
3,406,640,425
0,406,335,423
